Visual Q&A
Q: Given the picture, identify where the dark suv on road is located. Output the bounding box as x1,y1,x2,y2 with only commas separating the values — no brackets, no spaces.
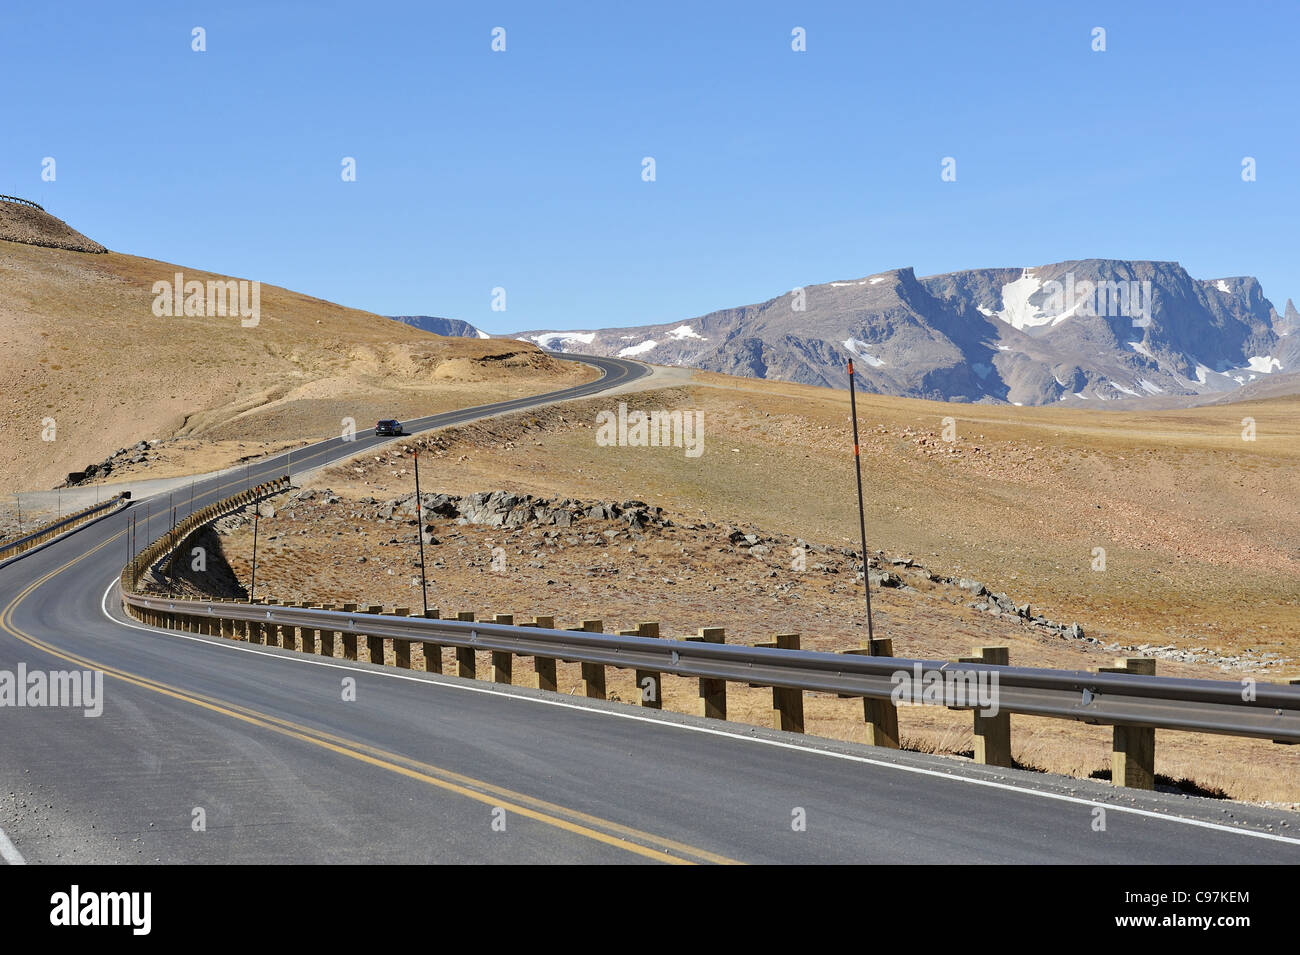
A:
375,419,404,436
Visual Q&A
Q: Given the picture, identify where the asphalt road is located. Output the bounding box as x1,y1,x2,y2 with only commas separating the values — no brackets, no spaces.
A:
1,353,1298,864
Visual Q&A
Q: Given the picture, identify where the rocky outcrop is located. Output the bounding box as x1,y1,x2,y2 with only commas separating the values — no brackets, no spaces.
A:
375,490,673,536
62,441,156,486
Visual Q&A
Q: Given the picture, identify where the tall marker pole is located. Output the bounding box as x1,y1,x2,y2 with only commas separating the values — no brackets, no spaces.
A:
249,510,259,603
170,504,177,596
847,360,875,643
413,450,429,616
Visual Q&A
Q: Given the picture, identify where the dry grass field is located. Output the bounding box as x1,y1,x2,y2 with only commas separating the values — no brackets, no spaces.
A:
210,371,1300,805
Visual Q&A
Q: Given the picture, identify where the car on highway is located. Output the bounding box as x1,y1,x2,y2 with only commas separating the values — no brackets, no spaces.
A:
374,419,404,436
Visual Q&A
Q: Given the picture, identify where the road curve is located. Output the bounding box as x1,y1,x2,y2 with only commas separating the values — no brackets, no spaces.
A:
0,353,1297,864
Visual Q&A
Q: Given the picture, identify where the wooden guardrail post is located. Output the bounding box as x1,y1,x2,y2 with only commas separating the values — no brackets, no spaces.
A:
280,603,298,652
318,604,335,656
635,621,662,709
247,598,263,645
492,614,514,684
1098,657,1157,789
863,638,900,748
299,603,318,654
263,599,281,647
422,609,442,674
772,633,805,733
578,620,605,699
956,646,1011,767
392,608,411,668
841,638,900,748
1279,678,1300,745
341,603,359,660
527,616,557,692
365,605,385,663
456,612,477,678
755,633,804,733
687,627,726,719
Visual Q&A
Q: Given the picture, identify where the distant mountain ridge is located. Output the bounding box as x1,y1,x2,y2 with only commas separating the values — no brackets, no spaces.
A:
390,315,489,339
512,259,1297,405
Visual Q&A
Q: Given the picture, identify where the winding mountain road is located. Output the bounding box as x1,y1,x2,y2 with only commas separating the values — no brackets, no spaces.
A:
1,354,1297,864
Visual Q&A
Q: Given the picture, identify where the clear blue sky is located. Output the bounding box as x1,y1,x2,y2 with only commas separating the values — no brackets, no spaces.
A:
4,1,1297,332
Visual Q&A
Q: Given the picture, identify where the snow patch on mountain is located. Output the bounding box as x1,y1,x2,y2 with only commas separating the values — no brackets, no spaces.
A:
1246,355,1282,373
532,332,596,349
617,340,658,357
995,271,1079,330
842,339,886,366
995,273,1050,330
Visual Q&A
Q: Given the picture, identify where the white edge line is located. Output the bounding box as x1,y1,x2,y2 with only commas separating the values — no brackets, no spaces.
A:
0,827,26,865
98,578,1300,849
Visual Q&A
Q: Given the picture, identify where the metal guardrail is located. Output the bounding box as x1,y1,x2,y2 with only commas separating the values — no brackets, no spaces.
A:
116,473,1300,794
120,595,1300,744
0,493,129,562
0,194,45,211
121,477,290,592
